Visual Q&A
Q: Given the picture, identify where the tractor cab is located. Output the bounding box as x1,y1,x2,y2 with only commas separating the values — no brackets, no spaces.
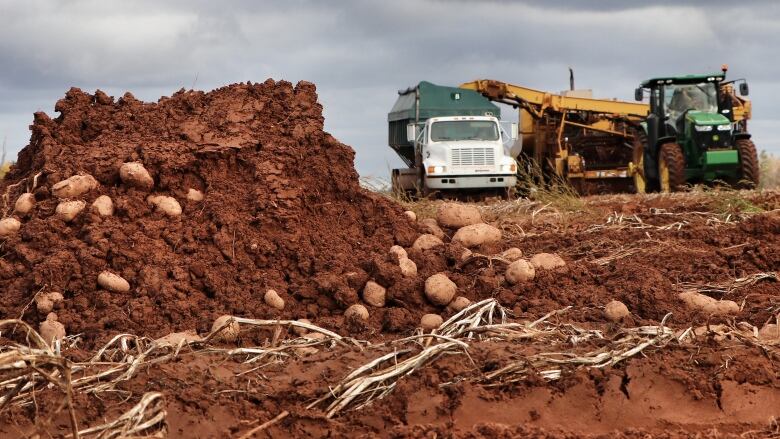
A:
632,67,757,193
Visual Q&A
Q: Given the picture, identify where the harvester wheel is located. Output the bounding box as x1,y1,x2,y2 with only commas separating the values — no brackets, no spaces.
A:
735,138,760,189
631,131,648,194
658,142,686,193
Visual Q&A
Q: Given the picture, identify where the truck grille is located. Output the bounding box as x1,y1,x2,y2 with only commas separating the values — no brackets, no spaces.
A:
450,148,495,167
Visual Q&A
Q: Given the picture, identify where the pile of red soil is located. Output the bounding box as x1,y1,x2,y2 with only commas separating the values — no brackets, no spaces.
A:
0,80,417,344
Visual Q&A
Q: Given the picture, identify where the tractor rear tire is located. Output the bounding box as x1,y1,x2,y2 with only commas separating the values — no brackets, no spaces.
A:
735,138,759,189
658,142,686,193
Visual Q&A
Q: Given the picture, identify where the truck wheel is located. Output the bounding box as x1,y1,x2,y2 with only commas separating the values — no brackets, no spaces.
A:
658,142,686,193
735,138,760,189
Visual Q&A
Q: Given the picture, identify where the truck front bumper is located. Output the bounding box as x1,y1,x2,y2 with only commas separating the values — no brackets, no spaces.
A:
425,174,517,190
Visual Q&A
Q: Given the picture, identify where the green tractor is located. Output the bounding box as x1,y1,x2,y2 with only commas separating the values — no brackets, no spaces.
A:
632,68,758,193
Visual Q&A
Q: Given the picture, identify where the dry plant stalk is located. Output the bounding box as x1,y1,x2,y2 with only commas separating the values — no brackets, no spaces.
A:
675,272,777,297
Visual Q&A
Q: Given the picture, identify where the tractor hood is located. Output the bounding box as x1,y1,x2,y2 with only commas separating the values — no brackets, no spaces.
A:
686,111,730,126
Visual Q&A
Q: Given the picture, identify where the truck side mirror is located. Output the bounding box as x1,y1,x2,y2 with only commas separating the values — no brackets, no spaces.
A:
406,124,417,142
510,123,518,140
634,88,643,101
739,82,749,96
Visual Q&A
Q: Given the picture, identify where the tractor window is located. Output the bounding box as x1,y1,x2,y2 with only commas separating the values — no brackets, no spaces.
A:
664,83,717,121
430,120,499,142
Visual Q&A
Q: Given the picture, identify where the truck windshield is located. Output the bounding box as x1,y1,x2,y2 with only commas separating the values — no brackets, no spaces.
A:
430,120,499,142
664,83,717,121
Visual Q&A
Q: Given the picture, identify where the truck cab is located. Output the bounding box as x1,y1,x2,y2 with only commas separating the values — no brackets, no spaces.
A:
388,81,518,196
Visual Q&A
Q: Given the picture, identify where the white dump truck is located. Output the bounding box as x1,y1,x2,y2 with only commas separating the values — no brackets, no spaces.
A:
389,81,518,196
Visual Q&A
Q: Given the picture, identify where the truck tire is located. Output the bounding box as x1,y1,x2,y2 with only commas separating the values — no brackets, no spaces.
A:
658,142,686,193
735,138,759,189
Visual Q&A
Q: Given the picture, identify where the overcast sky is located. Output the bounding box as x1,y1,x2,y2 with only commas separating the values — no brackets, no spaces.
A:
1,0,778,178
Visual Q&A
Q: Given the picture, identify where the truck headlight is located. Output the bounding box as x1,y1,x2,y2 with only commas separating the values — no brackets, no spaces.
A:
427,165,445,174
717,124,731,131
694,125,713,132
501,164,517,173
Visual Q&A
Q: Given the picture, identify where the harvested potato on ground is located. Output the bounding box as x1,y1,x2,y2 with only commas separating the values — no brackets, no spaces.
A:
362,281,386,307
412,234,444,251
91,195,114,216
55,200,86,222
425,273,457,306
119,162,154,190
505,259,535,284
678,291,738,316
97,271,130,293
530,253,566,270
420,314,444,330
399,257,417,278
404,210,417,221
155,330,203,346
211,315,240,342
35,292,64,314
0,217,21,236
500,247,523,261
389,245,408,262
293,319,311,336
447,296,471,313
436,202,482,228
147,195,182,217
14,193,35,215
604,300,630,322
345,304,369,321
39,313,66,346
51,174,98,199
452,223,501,248
264,289,285,310
420,218,445,239
186,188,204,202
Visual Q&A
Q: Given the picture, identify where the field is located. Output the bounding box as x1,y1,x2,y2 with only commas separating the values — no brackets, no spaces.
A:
1,83,779,438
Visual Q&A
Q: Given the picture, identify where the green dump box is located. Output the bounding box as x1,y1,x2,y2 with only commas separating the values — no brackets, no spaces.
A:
388,81,501,167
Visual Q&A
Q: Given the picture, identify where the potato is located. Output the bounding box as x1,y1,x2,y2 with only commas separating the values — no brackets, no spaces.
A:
119,162,154,190
500,247,523,262
35,292,64,314
759,324,780,341
264,289,285,310
420,218,445,239
97,270,131,293
436,202,482,228
505,259,535,284
186,188,204,202
604,300,630,322
362,281,386,307
293,319,311,336
389,245,408,262
530,253,566,270
420,314,444,330
211,315,240,342
39,313,66,346
452,223,501,248
412,234,444,251
51,174,98,199
91,195,114,216
425,273,457,306
0,217,21,236
147,195,182,217
447,296,471,313
404,210,417,221
155,330,203,346
399,257,417,278
55,200,86,222
678,291,739,316
344,304,369,321
13,193,35,215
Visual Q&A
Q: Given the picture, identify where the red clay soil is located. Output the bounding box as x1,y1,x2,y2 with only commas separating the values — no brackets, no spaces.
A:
0,81,417,346
1,81,780,438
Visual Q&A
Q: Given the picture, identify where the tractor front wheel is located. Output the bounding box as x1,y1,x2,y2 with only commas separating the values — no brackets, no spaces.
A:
735,138,760,189
658,142,686,193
